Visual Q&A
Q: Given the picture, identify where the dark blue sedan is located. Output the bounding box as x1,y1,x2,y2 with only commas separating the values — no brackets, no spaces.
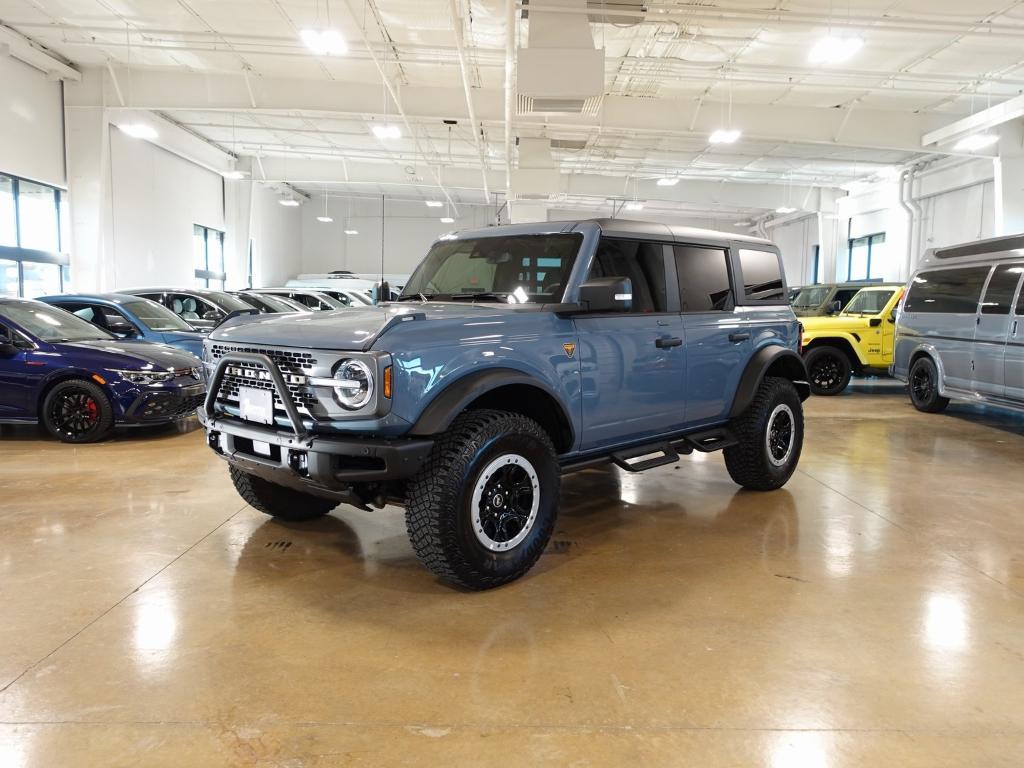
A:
38,293,206,359
0,298,206,443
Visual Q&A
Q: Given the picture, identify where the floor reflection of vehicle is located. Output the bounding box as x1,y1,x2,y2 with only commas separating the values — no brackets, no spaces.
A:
119,288,258,330
0,298,206,443
39,293,207,359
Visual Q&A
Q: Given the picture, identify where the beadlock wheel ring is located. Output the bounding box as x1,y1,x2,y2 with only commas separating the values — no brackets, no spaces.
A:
766,403,796,468
471,453,541,552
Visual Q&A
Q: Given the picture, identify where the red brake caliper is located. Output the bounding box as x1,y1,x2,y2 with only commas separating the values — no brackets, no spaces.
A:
85,398,98,424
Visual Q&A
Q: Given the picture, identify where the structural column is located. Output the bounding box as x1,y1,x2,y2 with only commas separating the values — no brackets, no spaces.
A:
994,123,1024,236
64,106,115,292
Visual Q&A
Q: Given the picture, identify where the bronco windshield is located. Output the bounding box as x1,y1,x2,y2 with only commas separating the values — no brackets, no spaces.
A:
1,301,114,342
401,233,584,303
842,289,896,315
792,286,830,308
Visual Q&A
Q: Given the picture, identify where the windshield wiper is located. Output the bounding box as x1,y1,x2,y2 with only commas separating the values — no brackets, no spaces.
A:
449,292,511,302
397,292,449,302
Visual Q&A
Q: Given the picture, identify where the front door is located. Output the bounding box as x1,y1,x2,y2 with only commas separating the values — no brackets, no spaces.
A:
574,237,686,451
0,325,38,417
973,264,1023,397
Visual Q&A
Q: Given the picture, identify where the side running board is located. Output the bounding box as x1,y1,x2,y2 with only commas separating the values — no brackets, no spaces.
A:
609,427,739,473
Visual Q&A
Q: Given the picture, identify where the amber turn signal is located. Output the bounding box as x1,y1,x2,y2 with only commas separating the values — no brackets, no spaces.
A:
383,365,392,399
91,374,107,385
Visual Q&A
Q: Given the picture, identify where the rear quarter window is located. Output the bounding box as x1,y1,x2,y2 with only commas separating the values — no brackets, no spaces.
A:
737,249,785,302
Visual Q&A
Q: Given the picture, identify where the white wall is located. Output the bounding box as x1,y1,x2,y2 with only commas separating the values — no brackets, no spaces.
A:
0,56,66,187
300,196,494,277
108,128,224,288
250,183,303,287
768,216,818,286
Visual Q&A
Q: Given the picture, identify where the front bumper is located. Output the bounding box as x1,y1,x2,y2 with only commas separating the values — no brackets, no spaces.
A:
201,351,432,497
121,383,207,424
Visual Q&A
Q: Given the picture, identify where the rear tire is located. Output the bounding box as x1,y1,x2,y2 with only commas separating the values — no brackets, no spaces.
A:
404,409,559,590
229,466,338,521
908,356,949,413
804,345,852,396
41,379,114,443
724,377,804,491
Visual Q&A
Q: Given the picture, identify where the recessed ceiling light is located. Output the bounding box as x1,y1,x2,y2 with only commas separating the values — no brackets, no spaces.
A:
317,216,333,223
808,36,864,65
343,229,358,235
440,217,455,224
372,124,401,140
954,133,999,152
425,200,444,208
119,123,158,140
709,129,742,144
624,201,645,211
222,170,246,180
300,29,348,56
656,177,680,187
775,206,797,214
279,198,301,207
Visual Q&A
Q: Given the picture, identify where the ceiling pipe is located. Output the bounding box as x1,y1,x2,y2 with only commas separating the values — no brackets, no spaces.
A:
342,0,459,216
898,169,915,281
449,0,491,203
504,0,516,195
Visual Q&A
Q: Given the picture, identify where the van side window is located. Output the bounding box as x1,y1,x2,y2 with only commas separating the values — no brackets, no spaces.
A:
737,249,785,301
589,238,669,313
903,267,990,313
981,264,1024,315
674,246,733,312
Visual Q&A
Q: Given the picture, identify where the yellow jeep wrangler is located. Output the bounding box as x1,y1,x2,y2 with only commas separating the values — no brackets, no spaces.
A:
801,284,905,395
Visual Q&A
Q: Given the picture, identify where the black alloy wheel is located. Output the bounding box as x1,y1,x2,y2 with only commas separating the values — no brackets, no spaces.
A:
41,380,115,443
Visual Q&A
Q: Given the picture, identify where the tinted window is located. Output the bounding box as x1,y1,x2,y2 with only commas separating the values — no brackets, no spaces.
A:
674,245,733,312
904,267,991,313
588,238,669,313
834,289,860,308
738,249,785,301
980,264,1024,315
169,293,217,320
792,285,830,309
123,299,194,331
842,289,896,315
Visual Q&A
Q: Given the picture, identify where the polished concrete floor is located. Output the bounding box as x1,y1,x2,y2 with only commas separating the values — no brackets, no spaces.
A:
1,380,1023,766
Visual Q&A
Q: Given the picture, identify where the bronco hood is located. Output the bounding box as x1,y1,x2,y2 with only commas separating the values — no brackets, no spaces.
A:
208,302,517,351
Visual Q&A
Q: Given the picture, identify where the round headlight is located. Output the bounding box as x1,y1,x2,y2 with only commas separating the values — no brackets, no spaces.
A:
333,359,374,410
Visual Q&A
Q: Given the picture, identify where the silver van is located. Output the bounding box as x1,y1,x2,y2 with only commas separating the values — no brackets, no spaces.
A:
893,233,1024,413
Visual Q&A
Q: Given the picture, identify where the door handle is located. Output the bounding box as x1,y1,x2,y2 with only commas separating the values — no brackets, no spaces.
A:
1014,320,1019,337
728,332,751,343
655,336,683,349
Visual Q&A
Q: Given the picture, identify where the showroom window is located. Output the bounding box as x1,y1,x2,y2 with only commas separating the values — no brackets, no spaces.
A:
193,224,226,289
0,172,70,298
847,233,886,281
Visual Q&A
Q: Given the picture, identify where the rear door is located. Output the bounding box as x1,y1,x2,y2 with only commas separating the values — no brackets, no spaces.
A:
675,243,747,425
1003,269,1024,401
574,237,686,450
974,264,1023,397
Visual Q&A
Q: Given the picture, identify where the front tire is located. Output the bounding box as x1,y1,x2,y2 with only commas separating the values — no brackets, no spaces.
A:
405,410,560,590
804,345,852,396
724,377,804,491
908,356,949,413
41,379,114,443
229,466,339,521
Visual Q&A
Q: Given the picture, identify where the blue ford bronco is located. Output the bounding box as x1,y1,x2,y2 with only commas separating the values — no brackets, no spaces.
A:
200,219,809,589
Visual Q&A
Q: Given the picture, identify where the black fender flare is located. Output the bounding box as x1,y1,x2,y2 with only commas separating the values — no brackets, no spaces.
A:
729,345,810,419
409,367,575,446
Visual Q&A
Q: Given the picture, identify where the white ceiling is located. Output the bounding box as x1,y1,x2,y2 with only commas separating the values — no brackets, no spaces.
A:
4,0,1024,217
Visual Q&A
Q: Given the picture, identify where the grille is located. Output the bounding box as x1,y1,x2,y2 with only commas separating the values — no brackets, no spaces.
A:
209,344,322,417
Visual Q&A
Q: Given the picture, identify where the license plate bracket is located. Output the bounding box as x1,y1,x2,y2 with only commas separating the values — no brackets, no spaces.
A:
238,386,274,425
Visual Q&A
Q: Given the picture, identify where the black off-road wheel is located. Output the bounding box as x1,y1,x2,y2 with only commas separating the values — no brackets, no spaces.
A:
404,409,560,590
908,356,949,413
229,466,339,521
724,376,804,491
804,345,852,396
41,379,115,443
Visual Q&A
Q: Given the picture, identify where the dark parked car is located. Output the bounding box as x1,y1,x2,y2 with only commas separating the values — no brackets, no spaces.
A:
0,298,206,443
39,293,206,359
119,288,258,330
230,291,311,314
247,288,346,311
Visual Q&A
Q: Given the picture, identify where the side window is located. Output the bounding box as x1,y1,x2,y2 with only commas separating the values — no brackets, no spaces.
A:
588,237,669,313
673,245,733,312
904,267,991,313
834,289,860,308
980,264,1024,315
737,249,785,301
170,293,216,320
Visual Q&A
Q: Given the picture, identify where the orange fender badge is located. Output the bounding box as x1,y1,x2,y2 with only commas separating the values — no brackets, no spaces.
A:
563,342,576,359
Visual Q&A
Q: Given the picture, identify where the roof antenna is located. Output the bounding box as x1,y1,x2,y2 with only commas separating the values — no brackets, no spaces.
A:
379,194,389,303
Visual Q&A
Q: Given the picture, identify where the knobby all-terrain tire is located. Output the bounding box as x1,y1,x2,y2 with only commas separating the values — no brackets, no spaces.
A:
724,376,804,492
229,466,338,521
41,379,115,444
404,409,560,590
804,345,852,396
908,356,950,414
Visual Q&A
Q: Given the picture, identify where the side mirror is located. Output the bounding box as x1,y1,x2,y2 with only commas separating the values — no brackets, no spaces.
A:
109,323,136,338
889,308,897,323
578,277,633,313
828,300,841,314
869,317,882,327
202,310,223,321
0,340,17,357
